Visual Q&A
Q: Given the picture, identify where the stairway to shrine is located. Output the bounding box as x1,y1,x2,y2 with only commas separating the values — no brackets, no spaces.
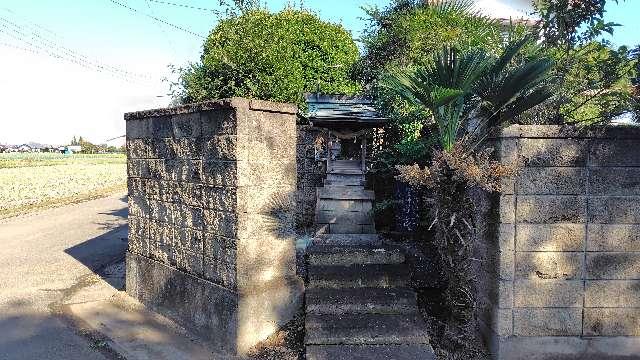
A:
304,160,436,360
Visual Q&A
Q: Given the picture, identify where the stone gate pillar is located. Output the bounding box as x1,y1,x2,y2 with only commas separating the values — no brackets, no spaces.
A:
124,98,303,356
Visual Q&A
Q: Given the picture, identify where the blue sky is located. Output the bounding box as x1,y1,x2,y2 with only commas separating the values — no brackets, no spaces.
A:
0,0,638,145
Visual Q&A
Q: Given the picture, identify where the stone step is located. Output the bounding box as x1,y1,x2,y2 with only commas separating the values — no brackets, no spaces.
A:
324,179,365,186
317,186,374,201
313,234,382,247
305,287,417,315
328,169,364,175
316,210,373,225
316,223,376,234
306,345,436,360
306,245,404,266
307,264,409,289
329,161,363,175
305,313,430,345
317,198,372,212
325,173,365,186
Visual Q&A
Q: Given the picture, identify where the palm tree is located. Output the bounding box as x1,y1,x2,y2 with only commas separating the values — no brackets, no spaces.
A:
382,37,554,152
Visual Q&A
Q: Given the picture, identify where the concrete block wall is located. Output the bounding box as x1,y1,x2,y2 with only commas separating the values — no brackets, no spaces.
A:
296,125,326,228
124,98,303,356
475,125,640,359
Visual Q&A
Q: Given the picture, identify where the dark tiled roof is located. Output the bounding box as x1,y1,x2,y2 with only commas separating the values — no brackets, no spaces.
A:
303,94,387,128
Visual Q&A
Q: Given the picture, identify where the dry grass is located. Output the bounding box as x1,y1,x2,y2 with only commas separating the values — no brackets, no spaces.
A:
0,153,127,218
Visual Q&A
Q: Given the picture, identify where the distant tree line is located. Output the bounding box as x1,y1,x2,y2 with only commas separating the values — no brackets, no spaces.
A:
70,136,124,154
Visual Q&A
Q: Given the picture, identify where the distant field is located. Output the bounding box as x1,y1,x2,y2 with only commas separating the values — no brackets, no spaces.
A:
0,153,127,218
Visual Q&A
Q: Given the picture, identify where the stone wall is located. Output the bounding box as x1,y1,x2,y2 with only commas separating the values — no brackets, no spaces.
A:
296,125,326,228
475,125,640,360
124,98,303,356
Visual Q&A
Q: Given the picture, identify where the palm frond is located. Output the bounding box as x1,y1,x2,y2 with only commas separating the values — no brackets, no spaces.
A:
381,37,553,153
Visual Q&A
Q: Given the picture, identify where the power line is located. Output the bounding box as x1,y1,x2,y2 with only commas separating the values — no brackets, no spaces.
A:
146,0,219,13
0,15,154,85
143,0,179,58
107,0,206,39
0,16,153,81
0,40,42,55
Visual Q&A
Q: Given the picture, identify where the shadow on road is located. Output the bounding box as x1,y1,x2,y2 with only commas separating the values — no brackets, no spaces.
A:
64,201,129,290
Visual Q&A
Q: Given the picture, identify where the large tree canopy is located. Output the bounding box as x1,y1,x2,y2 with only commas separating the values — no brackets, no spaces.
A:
173,9,360,108
355,0,506,84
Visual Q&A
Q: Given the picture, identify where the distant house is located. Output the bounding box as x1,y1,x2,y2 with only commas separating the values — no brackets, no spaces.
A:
59,145,82,154
17,144,32,152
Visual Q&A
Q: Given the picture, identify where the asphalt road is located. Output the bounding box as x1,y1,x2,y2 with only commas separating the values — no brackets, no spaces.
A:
0,193,129,360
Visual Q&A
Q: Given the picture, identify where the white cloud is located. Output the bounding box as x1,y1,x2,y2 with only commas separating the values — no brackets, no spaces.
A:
473,0,537,20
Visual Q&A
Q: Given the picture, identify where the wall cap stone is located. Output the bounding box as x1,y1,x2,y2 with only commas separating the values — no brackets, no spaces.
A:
124,97,298,120
494,125,640,139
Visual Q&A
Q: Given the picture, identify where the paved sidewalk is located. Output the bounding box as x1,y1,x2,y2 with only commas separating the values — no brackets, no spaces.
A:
0,193,128,360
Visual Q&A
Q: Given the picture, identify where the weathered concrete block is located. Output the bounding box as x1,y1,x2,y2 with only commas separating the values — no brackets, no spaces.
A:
237,185,296,214
128,216,150,257
479,279,513,309
248,136,296,162
486,335,640,360
484,223,515,252
173,204,204,230
588,196,640,224
127,177,144,196
515,252,583,280
127,159,149,178
148,116,173,139
516,196,586,223
499,195,515,224
585,280,640,307
171,112,201,138
129,196,150,218
204,233,236,260
478,306,513,336
477,126,640,359
588,224,640,251
513,308,582,336
519,138,588,167
125,118,149,139
584,308,640,336
590,139,640,167
126,99,302,356
499,250,515,280
149,200,173,224
144,179,160,199
202,160,237,186
514,280,583,307
516,167,586,195
174,228,203,253
126,253,237,344
516,224,585,251
498,138,518,164
126,139,151,159
151,138,177,159
589,168,640,196
174,247,204,275
586,253,640,279
204,210,237,238
204,135,246,161
203,255,237,289
202,186,236,212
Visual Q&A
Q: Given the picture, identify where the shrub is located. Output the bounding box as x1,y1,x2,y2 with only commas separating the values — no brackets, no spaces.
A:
173,9,360,108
